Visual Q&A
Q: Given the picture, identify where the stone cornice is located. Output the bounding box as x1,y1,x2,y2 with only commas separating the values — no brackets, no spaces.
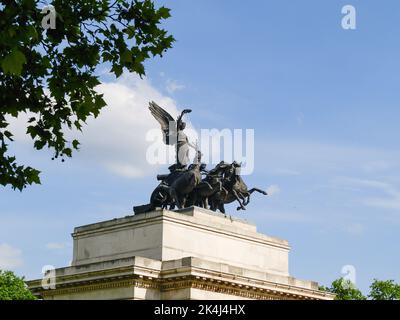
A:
28,261,334,300
31,274,333,300
161,265,327,300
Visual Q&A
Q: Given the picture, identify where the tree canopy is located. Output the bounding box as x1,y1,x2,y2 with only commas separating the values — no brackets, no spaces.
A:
0,270,36,300
320,278,366,300
0,0,174,190
369,279,400,300
320,277,400,300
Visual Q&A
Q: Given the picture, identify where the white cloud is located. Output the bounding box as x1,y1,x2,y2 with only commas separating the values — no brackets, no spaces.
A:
362,160,395,173
363,197,400,210
46,242,70,250
0,243,23,269
74,73,183,178
254,209,314,223
166,79,185,94
343,223,365,236
333,177,396,192
6,72,227,180
258,140,400,179
266,184,280,196
8,73,188,179
333,177,400,210
272,168,301,176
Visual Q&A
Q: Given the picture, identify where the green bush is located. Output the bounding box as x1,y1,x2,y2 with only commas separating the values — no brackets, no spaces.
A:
0,270,36,300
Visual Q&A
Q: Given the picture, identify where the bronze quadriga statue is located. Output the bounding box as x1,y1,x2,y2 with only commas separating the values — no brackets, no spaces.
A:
133,102,267,214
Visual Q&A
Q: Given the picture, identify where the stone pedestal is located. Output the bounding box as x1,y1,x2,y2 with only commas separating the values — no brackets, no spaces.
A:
27,207,334,300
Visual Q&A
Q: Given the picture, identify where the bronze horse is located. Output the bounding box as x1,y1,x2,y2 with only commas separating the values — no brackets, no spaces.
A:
208,162,267,213
136,160,266,214
151,152,209,209
186,161,229,209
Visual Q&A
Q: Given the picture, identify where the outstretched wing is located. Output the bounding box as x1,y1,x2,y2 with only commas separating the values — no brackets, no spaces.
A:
148,101,177,145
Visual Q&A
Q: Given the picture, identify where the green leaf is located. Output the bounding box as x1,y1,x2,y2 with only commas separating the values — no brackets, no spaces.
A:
4,131,13,141
25,168,41,185
111,64,123,78
34,139,46,150
121,49,133,63
1,48,27,75
63,148,72,157
72,140,80,149
158,7,171,19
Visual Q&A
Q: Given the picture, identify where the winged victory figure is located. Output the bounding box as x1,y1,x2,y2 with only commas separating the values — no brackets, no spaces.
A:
148,101,196,168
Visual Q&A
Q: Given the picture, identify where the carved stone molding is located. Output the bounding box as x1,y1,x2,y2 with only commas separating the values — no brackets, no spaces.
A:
35,272,326,300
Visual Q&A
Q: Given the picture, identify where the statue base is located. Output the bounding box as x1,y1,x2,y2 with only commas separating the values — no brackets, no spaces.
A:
27,207,334,300
133,203,156,214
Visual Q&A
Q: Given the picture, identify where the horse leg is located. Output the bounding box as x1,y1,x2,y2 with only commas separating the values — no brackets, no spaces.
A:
209,198,217,211
238,191,248,205
203,197,209,209
249,188,268,195
232,189,246,211
195,192,201,208
240,191,250,205
189,192,197,207
181,196,187,208
157,185,176,210
242,188,266,206
204,181,213,190
170,188,181,209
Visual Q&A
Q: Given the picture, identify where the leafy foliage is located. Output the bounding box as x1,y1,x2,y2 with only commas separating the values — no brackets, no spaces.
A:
0,270,36,300
369,279,400,300
320,278,366,300
321,277,400,300
0,0,174,190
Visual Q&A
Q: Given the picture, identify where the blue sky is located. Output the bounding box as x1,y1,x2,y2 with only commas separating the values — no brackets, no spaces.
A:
1,0,400,295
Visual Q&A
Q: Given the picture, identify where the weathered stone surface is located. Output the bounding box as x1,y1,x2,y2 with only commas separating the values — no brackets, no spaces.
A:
72,207,289,276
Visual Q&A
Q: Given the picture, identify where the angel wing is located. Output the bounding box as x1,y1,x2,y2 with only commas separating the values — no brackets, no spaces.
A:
148,101,177,145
